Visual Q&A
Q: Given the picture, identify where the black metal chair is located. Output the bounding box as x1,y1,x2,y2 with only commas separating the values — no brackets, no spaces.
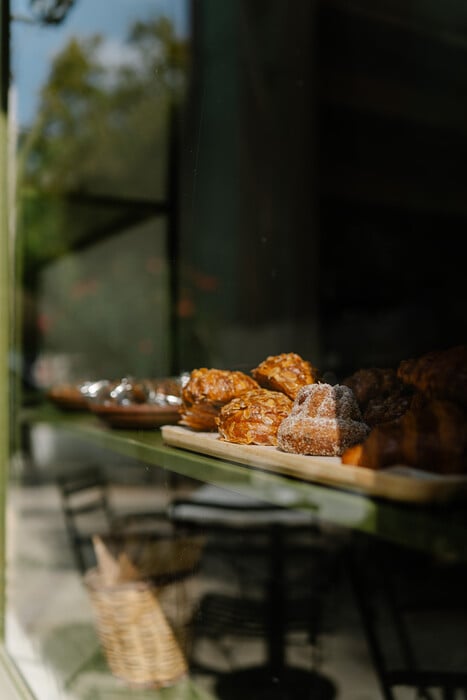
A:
56,464,171,574
168,486,338,699
57,468,337,697
347,535,467,700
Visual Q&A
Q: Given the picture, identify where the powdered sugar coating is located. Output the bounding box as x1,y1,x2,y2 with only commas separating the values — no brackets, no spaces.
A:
277,383,369,456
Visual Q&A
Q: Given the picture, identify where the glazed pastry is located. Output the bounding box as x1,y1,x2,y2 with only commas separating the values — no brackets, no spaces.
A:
277,383,369,457
179,368,259,431
251,352,319,400
217,389,293,446
397,345,467,408
341,397,467,474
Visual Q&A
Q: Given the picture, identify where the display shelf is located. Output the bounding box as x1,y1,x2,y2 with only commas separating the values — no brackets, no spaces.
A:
22,405,467,561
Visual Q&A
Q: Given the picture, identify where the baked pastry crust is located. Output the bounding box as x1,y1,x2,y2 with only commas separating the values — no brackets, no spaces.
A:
397,345,467,408
342,366,412,427
342,397,467,474
217,389,293,446
342,367,405,409
277,383,369,457
179,368,259,431
362,392,413,428
251,352,319,400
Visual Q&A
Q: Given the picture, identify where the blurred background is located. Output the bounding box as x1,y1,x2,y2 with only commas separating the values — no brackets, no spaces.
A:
11,0,467,395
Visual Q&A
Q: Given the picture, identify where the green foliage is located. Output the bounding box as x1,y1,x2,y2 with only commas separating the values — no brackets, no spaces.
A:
18,16,188,272
16,14,188,381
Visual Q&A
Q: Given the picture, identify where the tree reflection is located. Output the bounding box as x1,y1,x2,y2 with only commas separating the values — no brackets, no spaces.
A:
16,13,188,383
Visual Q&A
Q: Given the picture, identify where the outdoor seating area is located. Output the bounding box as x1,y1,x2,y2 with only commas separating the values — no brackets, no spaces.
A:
5,425,467,699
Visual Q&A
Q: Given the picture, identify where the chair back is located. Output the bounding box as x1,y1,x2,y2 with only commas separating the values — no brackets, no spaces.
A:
57,465,115,572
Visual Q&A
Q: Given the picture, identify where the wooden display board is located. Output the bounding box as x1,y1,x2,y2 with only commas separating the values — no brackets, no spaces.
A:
161,425,467,504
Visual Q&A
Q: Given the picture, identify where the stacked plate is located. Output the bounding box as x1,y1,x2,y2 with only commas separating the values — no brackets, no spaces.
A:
47,376,187,429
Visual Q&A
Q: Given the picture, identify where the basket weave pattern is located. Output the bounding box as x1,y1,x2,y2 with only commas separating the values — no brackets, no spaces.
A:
84,535,202,688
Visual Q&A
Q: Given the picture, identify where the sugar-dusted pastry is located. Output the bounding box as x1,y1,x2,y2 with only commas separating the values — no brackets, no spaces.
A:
277,383,369,456
216,389,293,446
251,352,319,400
179,368,259,431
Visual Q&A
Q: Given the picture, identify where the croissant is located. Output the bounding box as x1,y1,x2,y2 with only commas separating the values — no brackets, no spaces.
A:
341,396,467,475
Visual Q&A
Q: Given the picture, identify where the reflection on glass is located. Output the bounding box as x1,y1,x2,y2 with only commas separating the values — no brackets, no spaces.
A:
8,2,191,699
13,0,189,386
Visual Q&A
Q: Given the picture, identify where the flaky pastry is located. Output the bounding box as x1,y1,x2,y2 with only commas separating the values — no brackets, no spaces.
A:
179,368,259,431
216,389,293,445
251,352,319,400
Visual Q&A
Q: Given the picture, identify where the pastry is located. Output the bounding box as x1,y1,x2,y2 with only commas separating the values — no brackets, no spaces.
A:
341,397,467,474
251,352,319,400
342,366,412,427
179,368,259,431
362,392,413,428
216,389,293,446
397,345,467,408
277,383,369,456
342,367,407,410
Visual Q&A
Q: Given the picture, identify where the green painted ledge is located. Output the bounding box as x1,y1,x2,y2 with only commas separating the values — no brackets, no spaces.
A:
22,405,467,560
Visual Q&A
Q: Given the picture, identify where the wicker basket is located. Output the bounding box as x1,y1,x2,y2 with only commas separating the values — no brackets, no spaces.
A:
84,535,203,688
